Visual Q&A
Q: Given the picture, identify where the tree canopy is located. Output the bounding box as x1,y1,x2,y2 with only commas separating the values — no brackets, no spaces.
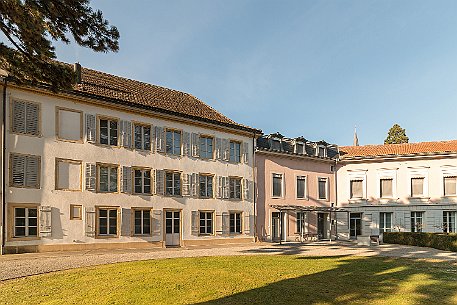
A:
384,124,409,144
0,0,119,90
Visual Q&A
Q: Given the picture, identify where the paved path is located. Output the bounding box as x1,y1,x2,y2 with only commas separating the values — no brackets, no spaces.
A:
0,241,456,281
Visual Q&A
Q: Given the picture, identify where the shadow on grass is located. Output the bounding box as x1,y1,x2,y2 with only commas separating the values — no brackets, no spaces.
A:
193,256,457,305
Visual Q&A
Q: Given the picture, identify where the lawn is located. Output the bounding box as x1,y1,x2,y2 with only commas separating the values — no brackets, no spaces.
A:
1,255,456,305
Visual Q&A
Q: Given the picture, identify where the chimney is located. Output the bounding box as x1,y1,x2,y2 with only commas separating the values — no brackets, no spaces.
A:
73,62,82,84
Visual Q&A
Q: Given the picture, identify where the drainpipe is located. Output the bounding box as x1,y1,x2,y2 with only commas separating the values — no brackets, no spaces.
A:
252,133,256,242
1,78,6,255
334,159,338,240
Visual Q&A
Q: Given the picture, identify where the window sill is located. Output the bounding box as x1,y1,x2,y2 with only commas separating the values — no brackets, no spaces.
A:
95,235,119,239
56,137,84,144
8,236,40,241
10,131,42,138
10,185,41,189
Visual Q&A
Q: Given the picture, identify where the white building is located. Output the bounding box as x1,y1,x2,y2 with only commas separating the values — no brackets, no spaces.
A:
336,141,457,240
0,64,260,254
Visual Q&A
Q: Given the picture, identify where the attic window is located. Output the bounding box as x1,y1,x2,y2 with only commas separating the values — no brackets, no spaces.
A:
295,143,304,154
317,146,327,158
271,139,282,151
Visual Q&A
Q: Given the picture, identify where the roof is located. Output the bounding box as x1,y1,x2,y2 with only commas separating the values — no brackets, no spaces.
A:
68,66,260,134
270,205,347,212
340,140,457,159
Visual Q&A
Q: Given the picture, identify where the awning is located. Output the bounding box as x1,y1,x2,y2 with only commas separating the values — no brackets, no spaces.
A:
269,204,348,212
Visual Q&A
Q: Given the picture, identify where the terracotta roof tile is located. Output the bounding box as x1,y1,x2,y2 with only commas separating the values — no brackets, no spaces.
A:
340,140,457,158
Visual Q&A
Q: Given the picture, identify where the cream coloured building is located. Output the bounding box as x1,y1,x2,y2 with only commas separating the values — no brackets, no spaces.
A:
0,64,260,254
336,141,457,240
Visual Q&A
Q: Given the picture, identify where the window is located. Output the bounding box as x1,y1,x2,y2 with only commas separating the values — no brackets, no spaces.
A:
229,141,241,163
56,108,83,142
271,139,281,151
229,177,242,200
297,212,305,233
350,180,363,199
133,209,151,235
56,159,82,191
379,212,393,233
134,169,151,194
443,211,456,233
98,164,118,193
199,174,213,198
318,178,328,200
349,213,362,238
411,177,424,197
296,176,306,199
380,178,393,198
13,206,38,238
199,136,214,159
165,172,181,196
272,174,283,197
230,212,242,234
134,124,151,151
99,118,118,146
318,146,326,157
166,129,181,155
11,100,40,136
295,143,304,154
10,153,40,188
199,211,213,235
411,212,423,232
70,205,82,220
97,207,118,236
444,176,457,196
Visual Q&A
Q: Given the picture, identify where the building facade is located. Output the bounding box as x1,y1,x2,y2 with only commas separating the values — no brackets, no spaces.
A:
337,141,457,240
0,64,260,254
255,133,340,242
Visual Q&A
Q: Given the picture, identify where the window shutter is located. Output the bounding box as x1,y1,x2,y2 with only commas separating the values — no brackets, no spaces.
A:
248,180,254,202
243,142,250,164
191,173,198,197
191,211,199,236
243,179,249,201
85,114,96,143
222,212,230,235
85,207,96,237
223,177,230,199
12,100,26,133
121,120,132,148
182,173,190,196
152,210,162,236
39,206,52,237
120,208,131,236
85,163,96,191
25,102,40,135
25,155,40,188
122,166,132,193
216,176,223,199
222,139,230,161
244,212,250,235
155,126,165,153
11,154,25,186
191,133,200,157
155,169,165,195
182,131,190,157
215,138,222,160
150,126,156,153
216,213,223,235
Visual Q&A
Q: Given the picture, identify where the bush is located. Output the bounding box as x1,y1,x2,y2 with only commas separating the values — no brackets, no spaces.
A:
383,232,457,252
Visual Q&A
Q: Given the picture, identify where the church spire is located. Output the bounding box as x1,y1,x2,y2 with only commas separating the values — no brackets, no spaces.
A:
353,126,359,146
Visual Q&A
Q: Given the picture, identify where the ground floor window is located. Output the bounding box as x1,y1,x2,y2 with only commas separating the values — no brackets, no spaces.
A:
349,213,362,238
230,212,242,234
134,209,151,235
13,206,38,238
296,212,306,233
411,212,423,232
199,211,213,235
443,211,456,233
379,212,393,233
97,207,118,236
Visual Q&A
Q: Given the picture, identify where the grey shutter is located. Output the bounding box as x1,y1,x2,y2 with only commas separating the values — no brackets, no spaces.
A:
215,138,222,160
155,169,165,195
11,154,25,186
244,212,250,235
85,207,96,237
216,176,223,199
222,139,230,161
248,180,254,202
216,213,223,235
182,173,190,196
223,177,230,199
121,208,131,236
122,166,132,193
243,142,250,164
243,179,249,201
150,125,156,153
222,212,230,235
191,133,200,157
191,173,198,197
85,163,96,191
182,131,190,157
85,114,96,143
25,155,40,188
12,100,26,133
25,102,40,135
121,120,132,148
39,206,52,237
152,210,162,237
155,126,165,153
191,211,199,236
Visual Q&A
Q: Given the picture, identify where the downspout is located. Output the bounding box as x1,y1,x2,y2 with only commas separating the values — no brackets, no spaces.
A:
252,133,256,242
334,158,338,240
1,78,6,255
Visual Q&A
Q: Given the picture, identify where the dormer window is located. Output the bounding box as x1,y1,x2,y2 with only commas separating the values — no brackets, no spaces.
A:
271,138,282,151
295,142,304,154
317,146,327,157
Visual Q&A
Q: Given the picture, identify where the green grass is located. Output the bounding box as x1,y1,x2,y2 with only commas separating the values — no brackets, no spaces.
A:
1,255,456,305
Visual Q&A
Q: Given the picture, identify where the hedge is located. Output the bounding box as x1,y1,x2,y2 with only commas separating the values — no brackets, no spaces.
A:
383,232,457,252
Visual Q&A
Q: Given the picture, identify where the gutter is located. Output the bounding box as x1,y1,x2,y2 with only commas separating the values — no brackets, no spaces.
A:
1,78,6,254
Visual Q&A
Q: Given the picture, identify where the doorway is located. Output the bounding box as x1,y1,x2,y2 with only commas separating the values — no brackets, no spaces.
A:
317,213,327,239
165,210,181,246
350,213,362,239
272,212,281,241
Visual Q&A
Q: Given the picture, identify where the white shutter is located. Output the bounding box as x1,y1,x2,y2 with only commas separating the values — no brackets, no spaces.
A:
244,212,250,235
222,212,230,235
191,211,199,236
25,102,40,136
243,142,250,164
155,169,165,195
122,166,132,193
217,176,223,199
182,173,190,196
223,177,230,199
248,180,254,202
85,163,96,191
215,138,222,160
155,126,165,153
25,155,40,188
150,125,156,153
121,120,132,148
243,179,249,201
12,100,26,133
85,114,96,143
120,208,131,236
85,207,96,237
39,206,52,237
182,131,190,157
11,154,25,186
191,133,200,157
152,210,162,236
216,213,223,235
222,139,230,161
191,173,198,197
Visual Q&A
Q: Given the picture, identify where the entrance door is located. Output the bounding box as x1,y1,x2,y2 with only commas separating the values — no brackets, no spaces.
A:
350,213,362,239
165,211,181,246
272,212,281,241
317,213,327,239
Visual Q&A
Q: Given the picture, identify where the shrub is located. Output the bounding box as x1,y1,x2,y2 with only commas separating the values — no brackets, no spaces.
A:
383,232,457,252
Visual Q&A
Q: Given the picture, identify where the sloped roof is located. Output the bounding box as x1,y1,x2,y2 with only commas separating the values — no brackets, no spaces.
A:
340,140,457,158
69,66,260,133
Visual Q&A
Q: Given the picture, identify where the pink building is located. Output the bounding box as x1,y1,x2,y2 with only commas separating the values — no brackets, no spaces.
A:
255,133,341,242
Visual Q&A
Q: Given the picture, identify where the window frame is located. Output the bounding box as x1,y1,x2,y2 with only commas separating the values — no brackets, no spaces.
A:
408,167,429,198
10,99,42,137
296,212,306,233
296,175,307,199
229,176,242,200
133,122,152,151
318,177,329,200
132,167,152,195
379,212,393,233
316,145,327,158
96,206,120,238
229,140,241,163
443,211,456,233
349,179,364,199
165,170,182,197
55,106,83,143
443,176,457,197
199,173,214,198
131,208,152,236
199,135,214,160
199,210,214,236
70,204,82,220
294,142,305,154
165,128,182,156
411,211,424,232
410,177,425,198
97,115,120,147
8,203,40,241
55,158,83,191
9,152,41,189
229,211,243,234
272,173,283,198
97,163,120,193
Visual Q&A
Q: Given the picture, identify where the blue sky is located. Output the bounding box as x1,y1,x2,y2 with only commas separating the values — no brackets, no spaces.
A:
54,0,457,146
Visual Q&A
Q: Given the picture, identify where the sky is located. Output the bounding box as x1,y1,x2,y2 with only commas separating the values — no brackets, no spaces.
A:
54,0,457,146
